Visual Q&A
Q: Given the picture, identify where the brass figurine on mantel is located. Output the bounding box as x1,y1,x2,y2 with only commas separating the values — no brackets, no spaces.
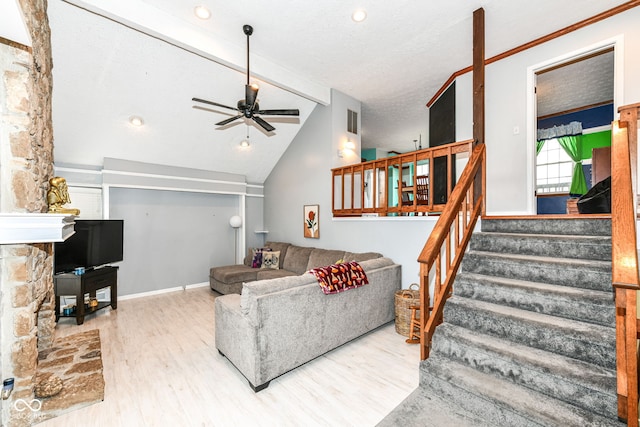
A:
47,176,80,215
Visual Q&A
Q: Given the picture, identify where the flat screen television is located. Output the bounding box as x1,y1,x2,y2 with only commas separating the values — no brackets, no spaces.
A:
54,219,124,274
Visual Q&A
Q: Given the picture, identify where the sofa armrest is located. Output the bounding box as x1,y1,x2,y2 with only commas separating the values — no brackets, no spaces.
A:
214,294,260,386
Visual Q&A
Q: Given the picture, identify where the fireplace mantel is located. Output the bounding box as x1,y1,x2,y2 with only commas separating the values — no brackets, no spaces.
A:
0,213,75,244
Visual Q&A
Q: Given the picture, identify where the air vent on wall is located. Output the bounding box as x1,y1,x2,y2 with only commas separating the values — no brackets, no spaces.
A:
347,109,358,134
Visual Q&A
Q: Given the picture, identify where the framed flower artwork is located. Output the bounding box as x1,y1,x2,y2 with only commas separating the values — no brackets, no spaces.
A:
304,205,319,238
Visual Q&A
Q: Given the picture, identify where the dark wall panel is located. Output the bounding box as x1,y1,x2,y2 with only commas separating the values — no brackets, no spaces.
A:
429,82,456,204
429,82,456,147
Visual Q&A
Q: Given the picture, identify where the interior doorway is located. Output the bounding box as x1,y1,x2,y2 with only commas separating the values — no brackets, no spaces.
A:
532,45,616,215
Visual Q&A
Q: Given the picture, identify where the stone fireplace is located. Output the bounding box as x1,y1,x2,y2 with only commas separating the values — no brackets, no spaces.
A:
0,0,56,425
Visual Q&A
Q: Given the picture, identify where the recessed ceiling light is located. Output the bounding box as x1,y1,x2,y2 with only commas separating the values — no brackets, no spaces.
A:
351,9,367,23
129,116,144,126
194,5,211,20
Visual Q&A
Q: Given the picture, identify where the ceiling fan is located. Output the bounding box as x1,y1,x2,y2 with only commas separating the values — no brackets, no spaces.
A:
192,25,299,133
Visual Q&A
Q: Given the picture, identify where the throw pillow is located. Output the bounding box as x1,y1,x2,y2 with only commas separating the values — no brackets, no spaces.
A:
251,247,271,268
261,251,281,269
309,261,369,294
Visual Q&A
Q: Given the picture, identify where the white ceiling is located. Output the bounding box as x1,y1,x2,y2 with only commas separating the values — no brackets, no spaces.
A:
11,1,633,182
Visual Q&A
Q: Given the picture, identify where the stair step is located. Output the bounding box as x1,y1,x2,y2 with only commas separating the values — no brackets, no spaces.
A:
429,323,618,419
470,232,611,261
454,272,615,327
386,217,621,424
376,387,490,427
480,217,611,236
461,251,611,292
444,296,616,369
421,354,625,427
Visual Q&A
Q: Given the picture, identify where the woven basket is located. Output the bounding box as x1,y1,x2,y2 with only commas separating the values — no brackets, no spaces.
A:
394,283,420,337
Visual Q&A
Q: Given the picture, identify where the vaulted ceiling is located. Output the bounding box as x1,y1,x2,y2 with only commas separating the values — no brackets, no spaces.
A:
3,1,632,182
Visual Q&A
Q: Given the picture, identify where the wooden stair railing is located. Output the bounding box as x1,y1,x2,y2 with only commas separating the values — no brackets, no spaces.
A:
611,102,640,426
331,140,473,217
417,142,486,360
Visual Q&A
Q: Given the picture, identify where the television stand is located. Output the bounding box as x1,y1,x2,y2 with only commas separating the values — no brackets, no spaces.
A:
54,266,118,325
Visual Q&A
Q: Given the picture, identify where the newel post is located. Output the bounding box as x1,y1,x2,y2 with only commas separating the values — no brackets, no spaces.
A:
472,8,486,216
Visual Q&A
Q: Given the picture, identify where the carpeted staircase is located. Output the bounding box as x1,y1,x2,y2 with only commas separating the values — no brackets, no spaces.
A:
379,217,626,427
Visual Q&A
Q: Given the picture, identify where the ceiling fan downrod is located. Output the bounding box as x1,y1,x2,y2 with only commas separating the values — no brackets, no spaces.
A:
243,25,253,87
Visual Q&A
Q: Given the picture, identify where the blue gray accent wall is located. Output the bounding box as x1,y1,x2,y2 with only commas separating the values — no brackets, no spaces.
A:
54,159,264,296
109,188,239,296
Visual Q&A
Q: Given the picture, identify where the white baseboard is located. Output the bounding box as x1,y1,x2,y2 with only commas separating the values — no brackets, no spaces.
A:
186,282,209,290
119,281,210,301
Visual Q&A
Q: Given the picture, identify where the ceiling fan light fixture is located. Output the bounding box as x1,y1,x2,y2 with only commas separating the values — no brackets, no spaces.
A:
129,115,144,126
194,5,211,20
351,9,367,23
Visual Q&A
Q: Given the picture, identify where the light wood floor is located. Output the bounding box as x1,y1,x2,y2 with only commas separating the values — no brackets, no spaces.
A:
39,286,420,427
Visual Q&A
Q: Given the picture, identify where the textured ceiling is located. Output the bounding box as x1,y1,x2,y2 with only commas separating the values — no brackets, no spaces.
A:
536,50,614,118
43,0,631,182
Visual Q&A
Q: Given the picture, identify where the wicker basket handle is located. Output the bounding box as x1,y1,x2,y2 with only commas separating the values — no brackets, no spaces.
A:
401,283,420,299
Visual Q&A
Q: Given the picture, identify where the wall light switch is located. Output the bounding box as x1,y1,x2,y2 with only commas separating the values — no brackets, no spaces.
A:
513,126,520,135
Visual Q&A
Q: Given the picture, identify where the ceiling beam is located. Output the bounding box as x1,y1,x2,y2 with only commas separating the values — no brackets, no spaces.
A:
62,0,331,105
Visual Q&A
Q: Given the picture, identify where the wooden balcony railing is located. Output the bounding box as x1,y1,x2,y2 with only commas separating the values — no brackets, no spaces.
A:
416,142,486,360
331,140,473,217
611,102,640,426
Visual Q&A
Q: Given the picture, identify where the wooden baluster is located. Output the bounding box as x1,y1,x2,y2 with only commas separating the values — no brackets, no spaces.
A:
455,209,461,253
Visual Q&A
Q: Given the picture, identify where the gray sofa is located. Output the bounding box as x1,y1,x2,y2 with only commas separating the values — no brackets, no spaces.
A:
214,255,401,391
209,241,382,295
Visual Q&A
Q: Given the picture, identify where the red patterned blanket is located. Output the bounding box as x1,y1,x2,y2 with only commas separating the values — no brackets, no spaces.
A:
308,261,369,295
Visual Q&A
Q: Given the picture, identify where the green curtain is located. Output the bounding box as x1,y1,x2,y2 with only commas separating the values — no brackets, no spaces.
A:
536,140,545,155
557,135,588,195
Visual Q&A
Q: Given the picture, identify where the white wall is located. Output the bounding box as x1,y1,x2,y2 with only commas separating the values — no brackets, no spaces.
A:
332,90,362,168
455,72,473,141
265,90,437,288
454,7,640,215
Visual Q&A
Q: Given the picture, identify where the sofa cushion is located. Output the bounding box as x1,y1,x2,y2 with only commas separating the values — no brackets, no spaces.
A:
344,251,383,262
260,251,281,269
282,245,314,275
256,269,296,281
211,264,259,284
305,249,346,271
357,257,395,271
264,242,291,269
241,273,317,317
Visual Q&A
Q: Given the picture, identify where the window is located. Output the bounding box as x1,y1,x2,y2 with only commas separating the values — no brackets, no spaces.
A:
536,138,573,194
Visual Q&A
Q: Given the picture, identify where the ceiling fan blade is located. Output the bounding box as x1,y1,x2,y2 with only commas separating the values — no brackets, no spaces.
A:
215,115,242,126
256,109,300,116
245,85,259,110
192,97,238,111
252,116,275,132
